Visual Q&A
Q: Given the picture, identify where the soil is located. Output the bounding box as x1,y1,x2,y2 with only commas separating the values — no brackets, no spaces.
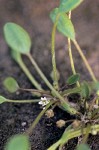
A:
0,0,99,150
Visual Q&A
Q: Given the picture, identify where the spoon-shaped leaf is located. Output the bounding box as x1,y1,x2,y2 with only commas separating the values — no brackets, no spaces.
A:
4,22,31,54
0,96,7,104
59,0,83,13
3,77,19,93
66,74,80,85
4,134,31,150
50,8,75,40
76,144,90,150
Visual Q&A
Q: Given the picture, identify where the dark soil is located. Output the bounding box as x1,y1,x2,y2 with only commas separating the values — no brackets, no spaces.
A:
0,0,99,150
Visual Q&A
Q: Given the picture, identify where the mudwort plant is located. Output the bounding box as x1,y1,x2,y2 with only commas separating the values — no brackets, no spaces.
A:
1,0,99,150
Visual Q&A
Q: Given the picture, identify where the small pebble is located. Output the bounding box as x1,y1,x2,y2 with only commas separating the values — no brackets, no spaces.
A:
21,121,27,127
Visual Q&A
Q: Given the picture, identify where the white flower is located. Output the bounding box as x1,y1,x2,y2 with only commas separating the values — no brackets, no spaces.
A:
38,97,50,109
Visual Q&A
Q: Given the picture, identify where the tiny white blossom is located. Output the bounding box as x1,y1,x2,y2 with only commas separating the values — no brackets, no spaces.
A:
93,104,98,109
38,97,50,109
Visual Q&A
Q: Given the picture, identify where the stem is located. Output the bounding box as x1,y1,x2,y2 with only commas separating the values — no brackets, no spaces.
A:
68,12,80,87
6,99,40,103
27,53,78,115
73,40,97,82
51,14,60,90
18,56,42,90
82,124,91,143
48,124,99,149
27,53,64,101
25,101,54,135
20,88,50,95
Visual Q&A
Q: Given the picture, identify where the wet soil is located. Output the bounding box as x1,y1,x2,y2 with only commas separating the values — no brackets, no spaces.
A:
0,0,99,149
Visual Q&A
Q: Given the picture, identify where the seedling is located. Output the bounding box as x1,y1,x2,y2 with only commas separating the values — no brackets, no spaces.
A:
1,0,99,150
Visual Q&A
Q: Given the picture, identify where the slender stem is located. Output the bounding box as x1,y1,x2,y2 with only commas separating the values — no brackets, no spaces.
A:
68,11,80,87
25,101,54,135
20,88,50,95
18,56,42,90
51,14,60,90
73,40,97,82
27,53,78,115
6,99,40,103
27,53,64,101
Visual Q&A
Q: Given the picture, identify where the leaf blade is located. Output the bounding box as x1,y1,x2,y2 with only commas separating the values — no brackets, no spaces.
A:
3,77,19,93
50,8,75,40
5,134,30,150
4,22,31,54
66,74,80,85
59,0,83,13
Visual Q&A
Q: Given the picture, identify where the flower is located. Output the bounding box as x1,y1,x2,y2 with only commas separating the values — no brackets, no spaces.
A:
38,97,50,109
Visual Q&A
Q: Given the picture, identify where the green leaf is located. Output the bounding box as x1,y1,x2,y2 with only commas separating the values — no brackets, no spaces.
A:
3,77,19,93
77,144,90,150
50,8,75,40
92,81,99,91
59,0,83,13
81,82,90,98
4,22,31,54
66,74,80,85
5,134,30,150
0,96,7,104
11,50,22,63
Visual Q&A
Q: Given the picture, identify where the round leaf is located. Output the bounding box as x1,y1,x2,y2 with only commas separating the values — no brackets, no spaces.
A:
66,74,80,85
5,134,30,150
50,8,75,40
4,22,31,54
3,77,19,93
59,0,83,13
77,144,90,150
0,96,7,104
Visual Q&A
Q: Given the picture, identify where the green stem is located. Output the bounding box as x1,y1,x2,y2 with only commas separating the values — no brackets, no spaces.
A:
73,40,97,82
48,124,99,150
18,56,42,90
82,124,91,143
20,88,50,96
6,99,40,103
27,53,78,115
25,101,54,135
68,12,80,87
51,14,60,90
62,87,81,96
